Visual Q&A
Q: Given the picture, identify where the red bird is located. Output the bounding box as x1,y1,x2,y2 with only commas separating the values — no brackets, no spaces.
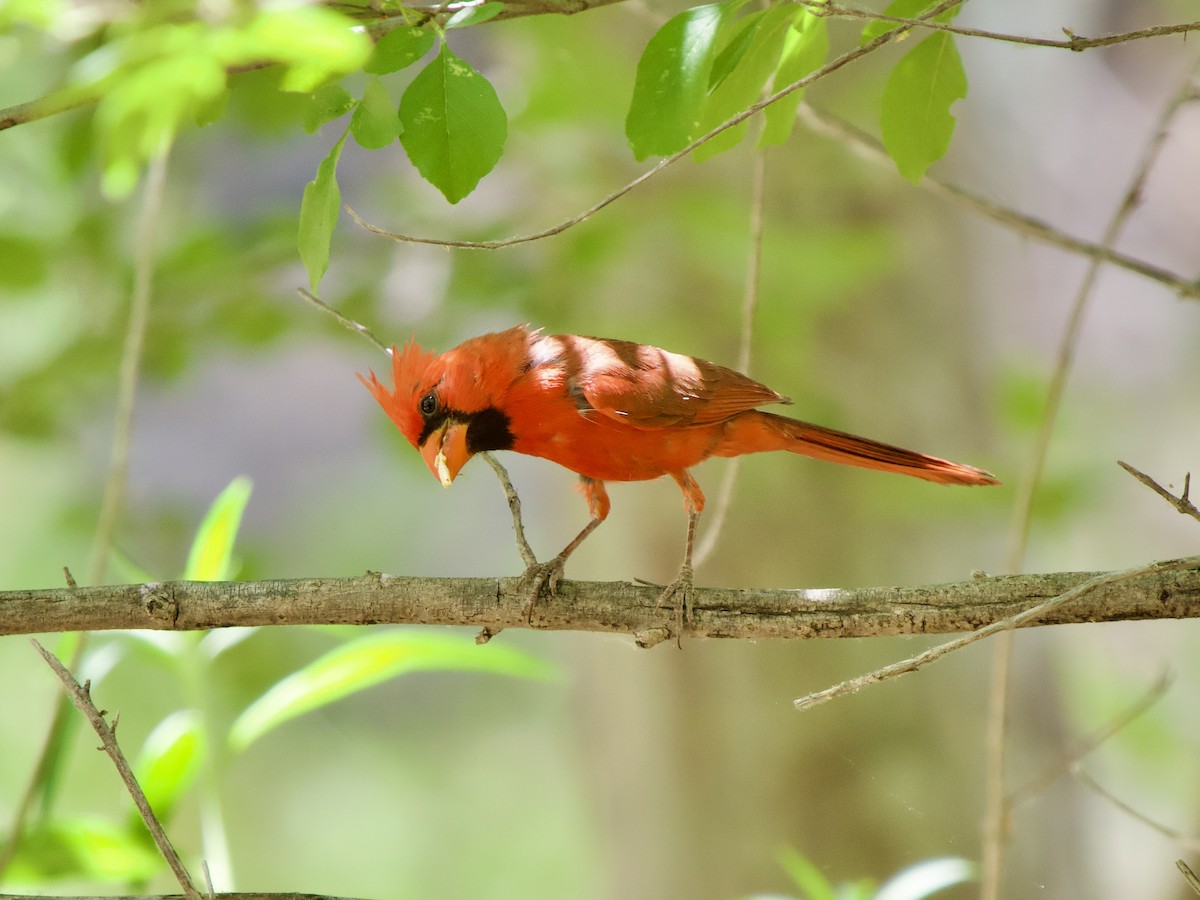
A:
359,326,998,611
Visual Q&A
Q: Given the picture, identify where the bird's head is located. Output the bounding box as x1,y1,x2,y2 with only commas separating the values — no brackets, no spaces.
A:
358,328,527,488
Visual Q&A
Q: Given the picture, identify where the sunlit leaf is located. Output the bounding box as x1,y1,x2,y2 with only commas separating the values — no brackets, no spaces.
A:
298,129,348,290
626,2,732,160
694,6,793,162
760,9,828,146
445,2,505,29
365,25,437,74
874,857,976,900
777,846,837,900
235,7,370,93
879,31,966,182
398,42,507,203
133,710,207,823
229,631,554,751
303,83,354,135
350,77,399,149
183,476,252,582
3,818,161,883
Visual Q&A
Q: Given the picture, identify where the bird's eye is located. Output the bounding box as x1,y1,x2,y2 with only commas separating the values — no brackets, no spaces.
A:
419,392,438,416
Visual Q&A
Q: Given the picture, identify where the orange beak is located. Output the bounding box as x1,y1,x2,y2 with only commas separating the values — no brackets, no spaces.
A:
419,421,471,487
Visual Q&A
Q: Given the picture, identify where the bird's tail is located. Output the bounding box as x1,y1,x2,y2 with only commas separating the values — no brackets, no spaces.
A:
719,411,999,486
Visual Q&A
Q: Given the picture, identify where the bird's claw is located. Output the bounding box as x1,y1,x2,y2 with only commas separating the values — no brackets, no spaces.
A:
654,563,694,646
518,556,567,623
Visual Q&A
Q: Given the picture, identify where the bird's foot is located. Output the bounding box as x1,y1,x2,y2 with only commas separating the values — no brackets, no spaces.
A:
518,556,567,623
653,563,694,647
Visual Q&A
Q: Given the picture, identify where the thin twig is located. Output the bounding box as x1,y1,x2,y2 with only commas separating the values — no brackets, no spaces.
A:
1009,673,1171,808
1119,461,1200,523
479,452,538,570
1179,860,1200,896
795,105,1200,302
1073,768,1200,853
296,288,390,356
790,556,1200,712
346,0,964,250
693,126,768,569
803,1,1200,51
30,640,203,898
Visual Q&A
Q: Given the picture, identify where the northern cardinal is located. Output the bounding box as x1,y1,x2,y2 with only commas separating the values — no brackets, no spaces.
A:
359,326,998,613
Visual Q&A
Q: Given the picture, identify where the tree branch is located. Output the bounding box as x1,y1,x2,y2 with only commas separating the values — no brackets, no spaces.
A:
1,561,1197,642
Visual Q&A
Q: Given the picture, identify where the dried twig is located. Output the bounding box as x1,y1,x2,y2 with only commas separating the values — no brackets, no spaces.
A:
1073,768,1200,853
1119,461,1200,523
30,640,202,899
803,1,1200,51
1179,859,1200,896
1009,673,1171,807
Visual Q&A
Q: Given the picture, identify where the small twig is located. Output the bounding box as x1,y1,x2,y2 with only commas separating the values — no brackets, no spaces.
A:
791,556,1200,712
346,0,964,250
296,288,390,356
803,1,1200,51
30,640,203,898
1119,461,1200,523
479,452,538,570
1073,768,1200,853
1179,860,1200,896
1009,672,1171,808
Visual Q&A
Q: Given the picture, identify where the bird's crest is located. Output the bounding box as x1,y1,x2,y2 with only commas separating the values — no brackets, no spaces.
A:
357,337,438,448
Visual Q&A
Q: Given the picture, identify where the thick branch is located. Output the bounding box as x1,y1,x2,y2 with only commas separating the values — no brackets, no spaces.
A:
1,563,1197,641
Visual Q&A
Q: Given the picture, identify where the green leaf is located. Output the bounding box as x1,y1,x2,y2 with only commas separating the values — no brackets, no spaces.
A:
398,42,507,204
861,0,962,45
228,631,554,751
183,476,252,581
445,1,505,29
879,31,966,182
760,9,828,146
625,2,732,160
875,857,976,900
694,6,794,162
4,818,161,884
364,25,437,74
298,129,348,290
133,710,206,824
777,846,837,900
350,77,398,149
303,83,354,134
236,7,371,93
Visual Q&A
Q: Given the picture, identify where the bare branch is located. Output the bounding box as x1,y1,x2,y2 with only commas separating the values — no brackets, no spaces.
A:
30,640,203,899
1073,769,1200,853
803,1,1200,51
2,559,1198,641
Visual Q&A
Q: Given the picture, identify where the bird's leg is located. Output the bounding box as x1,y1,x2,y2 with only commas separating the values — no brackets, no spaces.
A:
520,477,610,622
655,471,705,642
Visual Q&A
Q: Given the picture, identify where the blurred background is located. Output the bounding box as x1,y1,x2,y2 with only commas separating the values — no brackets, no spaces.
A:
1,1,1199,898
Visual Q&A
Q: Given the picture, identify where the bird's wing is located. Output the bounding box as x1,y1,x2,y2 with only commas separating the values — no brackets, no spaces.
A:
557,335,788,429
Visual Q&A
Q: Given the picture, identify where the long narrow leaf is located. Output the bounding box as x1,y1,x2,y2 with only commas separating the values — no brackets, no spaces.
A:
183,476,252,582
229,631,554,751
